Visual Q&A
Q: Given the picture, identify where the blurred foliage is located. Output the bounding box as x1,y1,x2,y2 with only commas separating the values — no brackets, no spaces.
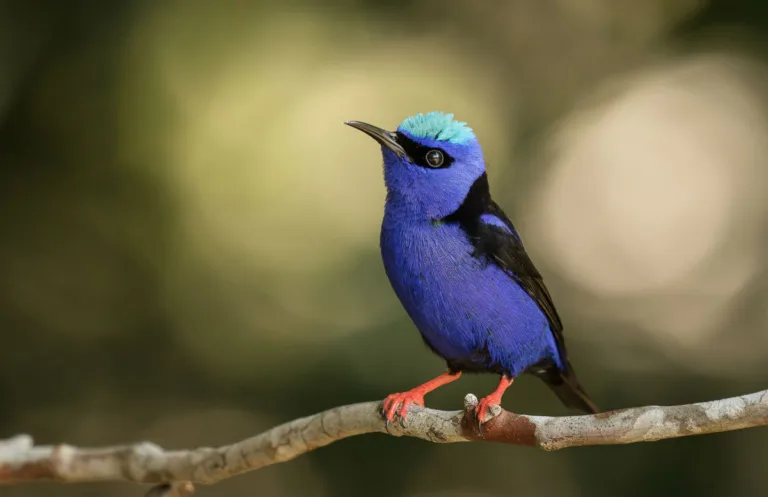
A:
2,1,768,496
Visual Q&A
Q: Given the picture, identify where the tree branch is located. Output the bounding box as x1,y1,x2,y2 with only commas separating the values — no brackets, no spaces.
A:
1,389,766,495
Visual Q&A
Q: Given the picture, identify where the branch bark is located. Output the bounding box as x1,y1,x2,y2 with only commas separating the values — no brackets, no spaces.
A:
1,389,766,495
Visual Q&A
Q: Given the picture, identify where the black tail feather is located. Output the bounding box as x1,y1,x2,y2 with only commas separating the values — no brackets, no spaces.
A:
533,363,599,414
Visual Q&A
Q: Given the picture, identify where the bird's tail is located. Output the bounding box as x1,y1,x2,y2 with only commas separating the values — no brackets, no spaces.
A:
534,363,600,414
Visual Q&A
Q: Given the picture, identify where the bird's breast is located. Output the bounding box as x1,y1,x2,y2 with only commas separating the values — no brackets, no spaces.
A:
379,218,489,357
380,220,479,299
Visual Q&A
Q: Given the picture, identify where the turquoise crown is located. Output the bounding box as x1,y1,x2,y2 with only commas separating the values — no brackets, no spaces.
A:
398,111,475,144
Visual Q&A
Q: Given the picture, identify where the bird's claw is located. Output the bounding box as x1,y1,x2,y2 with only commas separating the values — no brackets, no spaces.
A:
380,406,392,433
380,391,425,429
473,395,502,437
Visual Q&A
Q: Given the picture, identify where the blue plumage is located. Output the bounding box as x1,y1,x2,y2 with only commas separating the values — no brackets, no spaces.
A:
381,219,562,375
346,113,598,427
478,213,517,238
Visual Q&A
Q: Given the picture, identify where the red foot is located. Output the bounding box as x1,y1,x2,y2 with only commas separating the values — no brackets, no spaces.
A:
379,372,463,427
382,390,425,423
474,376,514,432
474,392,503,424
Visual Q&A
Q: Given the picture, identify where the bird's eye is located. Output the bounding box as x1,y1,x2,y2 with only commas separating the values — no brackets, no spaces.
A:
425,150,444,168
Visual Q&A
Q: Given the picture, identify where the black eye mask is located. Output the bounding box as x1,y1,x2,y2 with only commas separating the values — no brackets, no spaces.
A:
395,132,455,169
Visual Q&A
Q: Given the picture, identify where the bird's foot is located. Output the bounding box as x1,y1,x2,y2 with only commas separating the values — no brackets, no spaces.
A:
473,376,513,436
474,392,502,423
474,392,503,434
381,390,425,428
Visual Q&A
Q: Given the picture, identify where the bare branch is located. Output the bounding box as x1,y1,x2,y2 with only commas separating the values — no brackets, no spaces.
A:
1,389,766,493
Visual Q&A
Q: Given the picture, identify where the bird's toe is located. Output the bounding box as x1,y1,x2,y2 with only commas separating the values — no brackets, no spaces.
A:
473,396,502,436
380,391,425,427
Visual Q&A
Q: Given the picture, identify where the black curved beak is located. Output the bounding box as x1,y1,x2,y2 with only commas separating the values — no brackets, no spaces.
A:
345,121,408,159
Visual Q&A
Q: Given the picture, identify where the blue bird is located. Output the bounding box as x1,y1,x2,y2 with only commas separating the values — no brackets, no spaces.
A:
346,112,599,427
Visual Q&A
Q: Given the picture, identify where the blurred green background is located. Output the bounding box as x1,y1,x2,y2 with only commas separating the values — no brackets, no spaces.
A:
2,1,768,496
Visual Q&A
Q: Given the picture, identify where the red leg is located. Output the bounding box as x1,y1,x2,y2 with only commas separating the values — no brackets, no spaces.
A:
383,371,462,423
475,375,515,425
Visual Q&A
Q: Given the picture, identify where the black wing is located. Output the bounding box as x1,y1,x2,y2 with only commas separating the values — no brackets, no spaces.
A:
441,173,599,413
479,201,564,337
440,173,563,342
476,203,599,413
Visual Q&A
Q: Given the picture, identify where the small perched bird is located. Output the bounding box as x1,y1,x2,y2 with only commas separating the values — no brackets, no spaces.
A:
346,112,599,428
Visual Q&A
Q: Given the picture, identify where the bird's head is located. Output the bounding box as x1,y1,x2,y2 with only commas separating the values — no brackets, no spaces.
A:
346,112,486,219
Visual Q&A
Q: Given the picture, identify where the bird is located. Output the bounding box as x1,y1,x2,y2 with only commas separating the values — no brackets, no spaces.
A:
345,111,599,429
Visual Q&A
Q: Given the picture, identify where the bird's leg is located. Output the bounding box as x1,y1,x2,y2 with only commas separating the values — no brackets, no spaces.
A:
475,375,514,428
382,371,462,425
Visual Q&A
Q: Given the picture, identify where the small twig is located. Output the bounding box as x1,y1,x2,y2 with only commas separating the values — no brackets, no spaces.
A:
0,389,766,493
